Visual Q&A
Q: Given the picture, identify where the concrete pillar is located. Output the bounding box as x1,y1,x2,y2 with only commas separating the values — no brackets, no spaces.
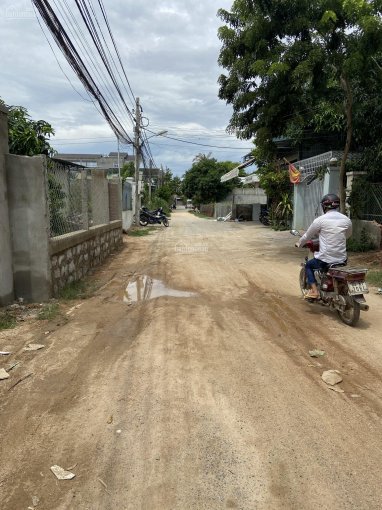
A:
91,169,109,225
252,203,261,221
81,169,89,230
108,178,122,221
0,104,14,306
322,166,340,196
6,154,51,302
292,183,305,230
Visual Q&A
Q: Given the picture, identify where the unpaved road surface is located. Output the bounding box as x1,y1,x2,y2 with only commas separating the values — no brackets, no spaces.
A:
1,211,382,510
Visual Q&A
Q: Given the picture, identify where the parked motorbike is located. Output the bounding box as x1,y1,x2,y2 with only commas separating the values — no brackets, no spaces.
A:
139,207,169,227
259,209,270,226
291,230,369,326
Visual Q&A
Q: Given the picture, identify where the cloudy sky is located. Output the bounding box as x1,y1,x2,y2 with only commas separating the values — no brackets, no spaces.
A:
0,0,254,176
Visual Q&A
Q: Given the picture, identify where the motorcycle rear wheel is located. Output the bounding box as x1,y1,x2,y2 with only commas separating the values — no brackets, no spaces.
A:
299,267,308,296
162,217,169,227
139,217,148,227
337,298,360,326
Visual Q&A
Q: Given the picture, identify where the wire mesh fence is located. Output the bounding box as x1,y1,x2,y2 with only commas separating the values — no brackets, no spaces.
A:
47,158,88,237
47,160,123,236
360,183,382,223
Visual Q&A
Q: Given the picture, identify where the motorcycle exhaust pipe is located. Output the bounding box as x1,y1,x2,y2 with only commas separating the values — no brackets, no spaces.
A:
353,296,369,311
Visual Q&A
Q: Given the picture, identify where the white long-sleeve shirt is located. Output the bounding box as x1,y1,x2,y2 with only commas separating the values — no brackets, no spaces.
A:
298,210,352,264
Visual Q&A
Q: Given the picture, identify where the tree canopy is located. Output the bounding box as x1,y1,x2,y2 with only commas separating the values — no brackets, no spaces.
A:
217,0,382,210
182,154,239,205
0,99,55,156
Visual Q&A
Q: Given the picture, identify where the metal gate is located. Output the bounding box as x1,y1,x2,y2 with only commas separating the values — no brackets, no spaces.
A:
302,178,325,229
292,151,344,230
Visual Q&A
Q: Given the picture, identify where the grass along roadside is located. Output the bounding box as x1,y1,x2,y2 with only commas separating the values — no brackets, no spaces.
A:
57,279,99,300
37,302,60,320
188,210,214,220
367,269,382,287
0,312,17,330
127,226,157,236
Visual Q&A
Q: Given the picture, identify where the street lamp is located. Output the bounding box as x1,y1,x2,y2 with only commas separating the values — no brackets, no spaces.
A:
134,126,168,223
146,130,168,202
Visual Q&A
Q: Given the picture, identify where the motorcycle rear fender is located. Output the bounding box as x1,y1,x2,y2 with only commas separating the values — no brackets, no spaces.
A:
353,295,369,311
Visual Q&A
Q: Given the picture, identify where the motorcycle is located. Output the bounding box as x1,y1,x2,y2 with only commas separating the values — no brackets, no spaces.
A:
291,230,369,326
259,208,270,226
139,207,169,227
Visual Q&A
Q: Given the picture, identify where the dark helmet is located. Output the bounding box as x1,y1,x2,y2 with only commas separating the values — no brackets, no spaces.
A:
321,193,340,212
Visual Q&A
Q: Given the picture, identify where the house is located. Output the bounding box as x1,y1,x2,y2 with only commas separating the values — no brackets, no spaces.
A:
274,131,344,164
55,152,134,174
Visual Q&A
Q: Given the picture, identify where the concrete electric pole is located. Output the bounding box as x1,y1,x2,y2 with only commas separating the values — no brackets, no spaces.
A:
134,97,141,225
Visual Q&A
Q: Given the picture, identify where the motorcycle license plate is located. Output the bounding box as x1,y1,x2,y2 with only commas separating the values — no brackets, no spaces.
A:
347,281,368,295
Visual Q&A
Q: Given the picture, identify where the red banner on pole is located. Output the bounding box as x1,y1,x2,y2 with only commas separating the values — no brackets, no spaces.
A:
288,163,301,184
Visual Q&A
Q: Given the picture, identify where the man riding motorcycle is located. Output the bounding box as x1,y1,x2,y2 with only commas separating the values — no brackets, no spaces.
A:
296,194,352,299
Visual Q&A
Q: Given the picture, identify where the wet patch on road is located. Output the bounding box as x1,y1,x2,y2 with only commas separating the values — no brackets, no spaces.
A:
124,274,197,304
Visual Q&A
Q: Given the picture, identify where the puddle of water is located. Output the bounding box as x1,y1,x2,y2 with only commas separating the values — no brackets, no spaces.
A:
124,275,197,304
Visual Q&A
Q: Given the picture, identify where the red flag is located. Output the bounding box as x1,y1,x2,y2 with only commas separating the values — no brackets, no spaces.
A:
288,163,301,184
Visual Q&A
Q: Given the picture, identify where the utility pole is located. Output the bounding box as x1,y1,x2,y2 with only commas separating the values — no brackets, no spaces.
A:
134,97,141,225
148,164,152,203
117,137,120,179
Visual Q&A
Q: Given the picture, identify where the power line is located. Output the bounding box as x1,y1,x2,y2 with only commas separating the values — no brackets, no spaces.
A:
32,2,94,104
32,0,135,145
143,128,253,149
97,0,136,106
52,0,130,125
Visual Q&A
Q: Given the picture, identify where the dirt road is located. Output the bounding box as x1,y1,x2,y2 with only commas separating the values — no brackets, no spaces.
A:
1,210,382,510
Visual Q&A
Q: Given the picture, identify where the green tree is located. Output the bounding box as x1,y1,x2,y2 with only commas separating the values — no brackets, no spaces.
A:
0,99,55,156
120,161,135,183
217,0,382,212
182,154,239,205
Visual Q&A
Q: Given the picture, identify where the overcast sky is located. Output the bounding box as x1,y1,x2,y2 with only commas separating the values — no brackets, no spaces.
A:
0,0,253,176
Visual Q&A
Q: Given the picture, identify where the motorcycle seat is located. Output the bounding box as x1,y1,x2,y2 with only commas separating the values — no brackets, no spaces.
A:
328,260,347,269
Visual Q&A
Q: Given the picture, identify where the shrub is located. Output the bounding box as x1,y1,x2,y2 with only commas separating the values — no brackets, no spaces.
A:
0,312,16,330
347,228,377,252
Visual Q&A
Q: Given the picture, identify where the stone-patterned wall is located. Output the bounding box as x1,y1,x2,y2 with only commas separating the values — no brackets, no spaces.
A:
50,222,122,295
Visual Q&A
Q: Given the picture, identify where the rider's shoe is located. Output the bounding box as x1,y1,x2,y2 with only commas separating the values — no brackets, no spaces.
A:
304,290,319,300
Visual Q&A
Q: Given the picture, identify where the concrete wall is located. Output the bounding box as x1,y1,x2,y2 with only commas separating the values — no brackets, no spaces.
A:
122,210,134,232
0,104,14,305
352,219,382,248
50,221,122,295
214,187,267,220
233,187,267,205
0,115,123,305
6,154,51,302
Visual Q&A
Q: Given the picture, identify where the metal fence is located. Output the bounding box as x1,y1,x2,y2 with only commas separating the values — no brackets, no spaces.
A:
360,183,382,223
47,159,122,237
47,159,86,237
